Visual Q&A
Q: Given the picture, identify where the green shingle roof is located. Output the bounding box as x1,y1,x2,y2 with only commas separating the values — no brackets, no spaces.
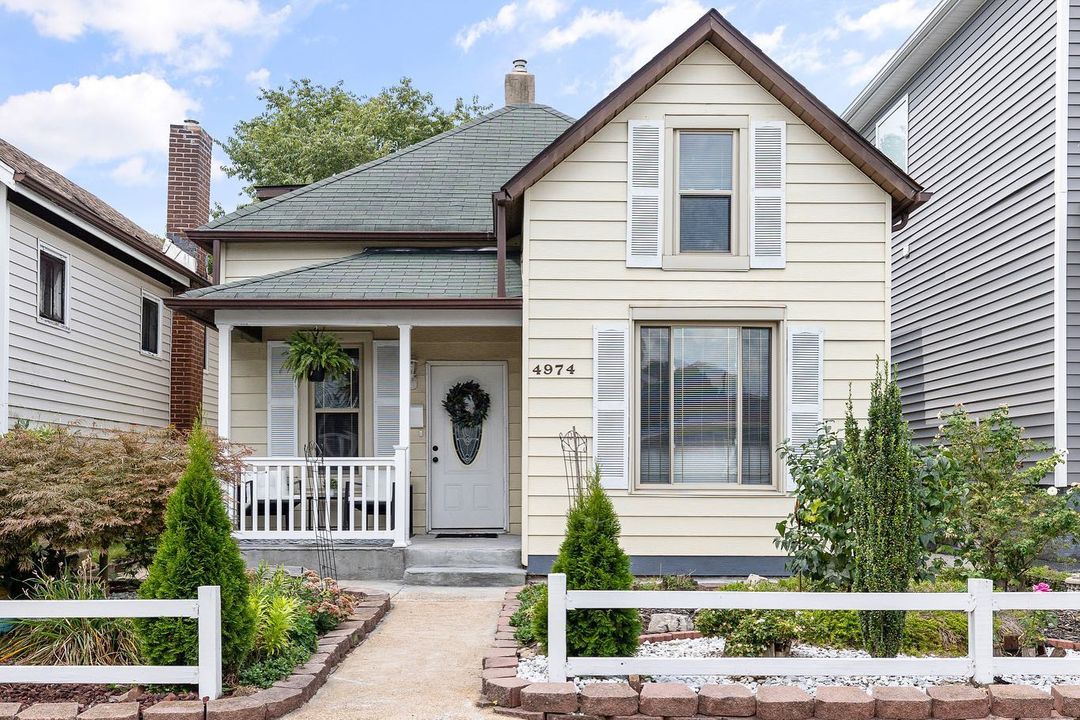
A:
178,248,521,301
204,104,574,234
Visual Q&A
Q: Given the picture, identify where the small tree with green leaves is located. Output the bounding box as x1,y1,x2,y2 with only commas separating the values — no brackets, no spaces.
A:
531,469,640,657
848,362,920,657
136,424,255,672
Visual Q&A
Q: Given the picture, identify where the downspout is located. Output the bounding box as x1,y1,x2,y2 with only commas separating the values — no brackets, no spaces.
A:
891,212,910,233
1053,0,1070,486
494,191,510,298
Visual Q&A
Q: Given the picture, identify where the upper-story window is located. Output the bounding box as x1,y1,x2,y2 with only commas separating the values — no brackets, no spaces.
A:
38,245,67,326
875,96,908,172
677,131,735,253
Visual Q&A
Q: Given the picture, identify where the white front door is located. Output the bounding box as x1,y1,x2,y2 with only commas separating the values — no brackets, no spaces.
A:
429,363,507,530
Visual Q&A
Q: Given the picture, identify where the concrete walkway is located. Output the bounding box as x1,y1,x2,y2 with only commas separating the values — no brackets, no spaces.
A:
285,582,506,720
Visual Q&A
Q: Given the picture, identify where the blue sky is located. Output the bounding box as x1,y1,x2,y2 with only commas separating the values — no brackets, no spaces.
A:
0,0,934,236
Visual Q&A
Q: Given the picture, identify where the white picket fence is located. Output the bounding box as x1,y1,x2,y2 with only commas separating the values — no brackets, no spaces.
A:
0,585,222,699
545,574,1080,684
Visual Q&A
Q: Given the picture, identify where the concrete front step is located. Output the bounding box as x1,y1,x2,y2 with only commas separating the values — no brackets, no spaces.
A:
405,543,522,569
403,565,527,586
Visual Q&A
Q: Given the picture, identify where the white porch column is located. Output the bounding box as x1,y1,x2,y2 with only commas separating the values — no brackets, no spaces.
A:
217,324,232,440
394,324,411,547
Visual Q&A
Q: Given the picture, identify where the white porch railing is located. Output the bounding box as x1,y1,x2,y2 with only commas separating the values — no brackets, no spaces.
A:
231,445,410,546
0,585,221,699
546,574,1080,685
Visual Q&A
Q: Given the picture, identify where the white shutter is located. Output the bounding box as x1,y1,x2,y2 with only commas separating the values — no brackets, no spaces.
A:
750,121,786,269
626,121,664,268
267,342,298,457
786,326,824,491
593,323,630,489
373,340,400,457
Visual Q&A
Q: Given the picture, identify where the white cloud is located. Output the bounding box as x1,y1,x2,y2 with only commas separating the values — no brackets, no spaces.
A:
848,49,896,86
840,49,864,66
456,0,567,51
751,25,784,54
838,0,935,39
245,67,271,88
0,74,198,173
0,0,292,71
539,0,709,82
109,156,154,187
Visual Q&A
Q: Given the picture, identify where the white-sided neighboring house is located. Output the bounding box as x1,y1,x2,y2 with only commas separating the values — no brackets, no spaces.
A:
0,128,218,433
167,10,927,583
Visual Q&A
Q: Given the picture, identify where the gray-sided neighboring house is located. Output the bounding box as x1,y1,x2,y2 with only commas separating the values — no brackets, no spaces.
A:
843,0,1077,485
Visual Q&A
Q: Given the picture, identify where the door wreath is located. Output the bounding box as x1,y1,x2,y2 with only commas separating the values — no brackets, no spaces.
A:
442,381,490,465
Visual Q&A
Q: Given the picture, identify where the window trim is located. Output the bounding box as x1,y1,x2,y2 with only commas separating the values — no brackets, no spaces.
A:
875,95,909,173
631,319,781,494
139,291,164,358
310,345,364,458
36,242,69,330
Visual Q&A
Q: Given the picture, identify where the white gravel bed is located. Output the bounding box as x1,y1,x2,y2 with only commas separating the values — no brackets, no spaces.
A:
517,639,1080,692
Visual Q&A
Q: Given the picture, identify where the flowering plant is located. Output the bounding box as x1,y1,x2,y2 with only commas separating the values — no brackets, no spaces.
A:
300,570,356,633
1033,582,1052,593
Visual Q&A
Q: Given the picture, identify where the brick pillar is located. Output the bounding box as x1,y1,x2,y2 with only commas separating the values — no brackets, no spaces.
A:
167,120,212,433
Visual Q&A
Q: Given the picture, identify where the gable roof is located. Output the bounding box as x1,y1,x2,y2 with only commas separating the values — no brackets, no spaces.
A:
500,8,929,219
0,138,205,286
193,104,574,241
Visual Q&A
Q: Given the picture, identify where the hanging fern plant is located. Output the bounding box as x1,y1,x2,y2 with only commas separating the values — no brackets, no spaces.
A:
282,329,354,383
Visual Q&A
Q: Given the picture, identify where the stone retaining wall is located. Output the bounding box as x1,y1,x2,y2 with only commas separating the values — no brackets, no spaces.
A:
0,591,391,720
481,588,1080,720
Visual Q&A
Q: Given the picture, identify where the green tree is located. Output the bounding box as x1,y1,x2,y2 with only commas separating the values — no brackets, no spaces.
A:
220,78,491,198
936,405,1076,589
848,362,920,657
532,470,640,657
136,424,255,672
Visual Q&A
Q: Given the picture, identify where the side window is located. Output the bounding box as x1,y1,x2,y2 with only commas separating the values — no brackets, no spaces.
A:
141,294,162,355
875,96,908,171
38,246,67,325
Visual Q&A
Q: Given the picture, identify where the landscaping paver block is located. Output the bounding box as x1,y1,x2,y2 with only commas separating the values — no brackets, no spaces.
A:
18,705,81,720
927,686,990,720
484,655,519,669
206,696,266,720
757,686,816,720
482,666,518,680
1053,686,1080,717
547,714,603,720
141,701,206,720
484,646,519,659
609,715,662,720
273,673,319,701
699,683,755,716
638,682,698,718
484,677,531,708
77,704,139,720
990,685,1053,718
0,704,21,720
492,706,544,720
874,686,932,720
252,687,304,719
294,659,329,682
580,682,640,717
520,682,578,714
816,686,876,720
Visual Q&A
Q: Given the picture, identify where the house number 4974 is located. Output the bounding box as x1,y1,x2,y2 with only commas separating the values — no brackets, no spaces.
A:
532,363,575,376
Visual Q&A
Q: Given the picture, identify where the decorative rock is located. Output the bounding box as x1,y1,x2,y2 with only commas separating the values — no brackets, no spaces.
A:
874,686,931,720
757,686,815,720
77,704,139,720
1053,686,1080,717
699,683,756,717
816,686,876,720
0,705,21,720
206,696,267,720
18,705,81,720
484,677,530,708
638,682,698,718
647,612,693,633
272,674,319,702
142,701,206,720
989,685,1053,718
926,686,989,720
520,682,578,714
252,687,304,719
580,683,640,717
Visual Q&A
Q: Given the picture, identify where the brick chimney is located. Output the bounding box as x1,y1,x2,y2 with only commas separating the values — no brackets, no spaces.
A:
504,59,535,105
166,119,212,433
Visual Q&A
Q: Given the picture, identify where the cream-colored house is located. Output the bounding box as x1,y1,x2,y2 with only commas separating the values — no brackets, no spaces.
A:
169,10,926,582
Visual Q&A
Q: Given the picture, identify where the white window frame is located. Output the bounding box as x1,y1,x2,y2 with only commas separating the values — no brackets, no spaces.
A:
36,241,69,331
139,291,164,358
875,95,909,172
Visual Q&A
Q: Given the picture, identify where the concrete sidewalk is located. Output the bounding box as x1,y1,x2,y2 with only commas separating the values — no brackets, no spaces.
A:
284,582,506,720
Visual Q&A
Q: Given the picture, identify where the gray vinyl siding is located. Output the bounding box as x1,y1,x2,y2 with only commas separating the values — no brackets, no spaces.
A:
8,207,174,429
1067,0,1080,481
871,0,1058,445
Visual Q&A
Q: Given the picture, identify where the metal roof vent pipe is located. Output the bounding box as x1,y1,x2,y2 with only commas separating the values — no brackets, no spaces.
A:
505,58,535,105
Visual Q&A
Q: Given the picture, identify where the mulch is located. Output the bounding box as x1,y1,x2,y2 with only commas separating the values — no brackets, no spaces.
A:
0,684,199,710
1050,610,1080,642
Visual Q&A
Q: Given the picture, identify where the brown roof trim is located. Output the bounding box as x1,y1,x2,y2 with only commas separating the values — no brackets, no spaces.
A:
12,173,208,287
164,297,522,311
185,228,495,249
501,9,929,218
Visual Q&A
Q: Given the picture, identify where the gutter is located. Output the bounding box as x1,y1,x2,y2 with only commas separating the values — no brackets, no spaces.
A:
164,296,522,311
